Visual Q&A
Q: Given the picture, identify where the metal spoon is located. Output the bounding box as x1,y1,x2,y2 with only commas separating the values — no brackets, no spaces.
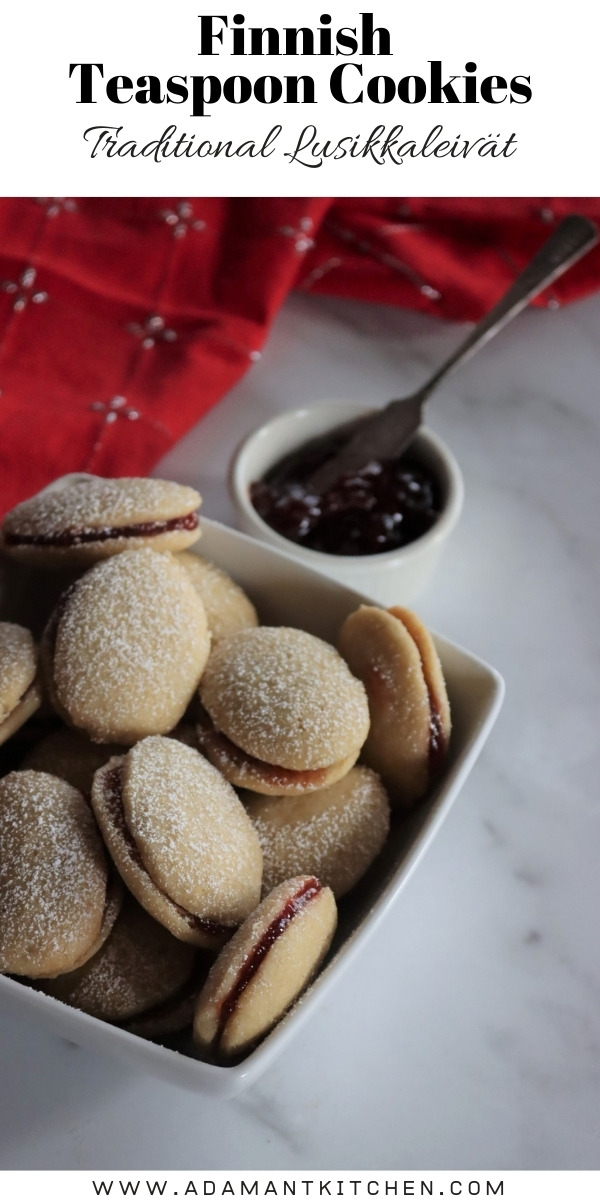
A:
307,214,598,494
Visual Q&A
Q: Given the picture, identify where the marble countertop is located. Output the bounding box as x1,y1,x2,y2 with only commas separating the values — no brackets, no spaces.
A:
1,288,599,1170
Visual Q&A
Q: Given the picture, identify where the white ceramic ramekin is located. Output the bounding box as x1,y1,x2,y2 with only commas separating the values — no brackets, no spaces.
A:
229,402,464,606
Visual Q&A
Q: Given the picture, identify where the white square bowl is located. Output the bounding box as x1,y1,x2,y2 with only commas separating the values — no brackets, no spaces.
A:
0,517,504,1098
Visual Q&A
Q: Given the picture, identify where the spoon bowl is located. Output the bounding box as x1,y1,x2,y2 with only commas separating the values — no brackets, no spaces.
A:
230,403,464,605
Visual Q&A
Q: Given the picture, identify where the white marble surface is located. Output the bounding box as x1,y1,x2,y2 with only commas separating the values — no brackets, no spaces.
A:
1,288,600,1169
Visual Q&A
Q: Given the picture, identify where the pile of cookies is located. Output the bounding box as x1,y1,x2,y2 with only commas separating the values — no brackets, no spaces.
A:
0,474,451,1061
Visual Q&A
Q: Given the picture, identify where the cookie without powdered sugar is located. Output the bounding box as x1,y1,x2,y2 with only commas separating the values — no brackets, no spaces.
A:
91,736,263,948
193,875,337,1057
198,626,370,795
42,548,210,744
338,605,451,807
0,476,202,566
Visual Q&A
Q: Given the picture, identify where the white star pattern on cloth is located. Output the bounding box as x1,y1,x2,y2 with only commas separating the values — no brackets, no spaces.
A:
89,396,140,426
159,203,206,239
85,395,172,466
278,217,315,253
127,314,178,349
1,267,48,312
326,219,442,302
35,198,78,219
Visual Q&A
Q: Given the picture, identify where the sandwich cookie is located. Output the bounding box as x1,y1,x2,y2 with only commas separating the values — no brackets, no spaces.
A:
0,476,202,566
338,605,451,807
42,548,210,744
0,771,118,978
39,895,196,1023
243,766,390,900
91,736,263,948
177,552,258,643
193,876,337,1057
198,627,370,795
0,622,42,746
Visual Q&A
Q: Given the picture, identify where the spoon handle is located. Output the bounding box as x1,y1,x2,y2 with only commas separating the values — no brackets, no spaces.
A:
419,214,598,399
307,215,598,493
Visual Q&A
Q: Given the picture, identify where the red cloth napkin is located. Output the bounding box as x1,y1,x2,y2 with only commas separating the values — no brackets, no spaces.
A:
1,196,599,515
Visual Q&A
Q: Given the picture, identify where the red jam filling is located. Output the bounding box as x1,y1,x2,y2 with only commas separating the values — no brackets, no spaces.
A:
216,878,322,1044
196,710,330,789
5,512,199,548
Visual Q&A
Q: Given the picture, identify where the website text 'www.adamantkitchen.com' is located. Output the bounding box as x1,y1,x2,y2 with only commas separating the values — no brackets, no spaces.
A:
91,1180,504,1197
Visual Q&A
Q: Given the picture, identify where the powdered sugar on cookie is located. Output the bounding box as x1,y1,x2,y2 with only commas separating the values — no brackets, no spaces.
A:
50,549,210,743
123,737,262,924
2,477,200,538
201,627,370,771
0,771,108,977
0,622,38,720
